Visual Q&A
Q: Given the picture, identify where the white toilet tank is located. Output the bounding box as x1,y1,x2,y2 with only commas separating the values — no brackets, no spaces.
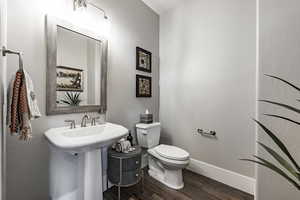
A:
136,122,161,148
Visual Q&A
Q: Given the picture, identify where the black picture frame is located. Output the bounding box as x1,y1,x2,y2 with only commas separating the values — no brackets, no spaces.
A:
136,74,152,97
136,47,152,73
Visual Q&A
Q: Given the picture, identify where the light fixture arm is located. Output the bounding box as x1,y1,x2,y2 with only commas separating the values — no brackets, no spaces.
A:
88,2,108,19
73,0,108,19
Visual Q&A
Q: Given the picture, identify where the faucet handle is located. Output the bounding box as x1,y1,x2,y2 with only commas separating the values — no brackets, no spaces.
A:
91,117,100,126
65,120,76,129
84,113,90,119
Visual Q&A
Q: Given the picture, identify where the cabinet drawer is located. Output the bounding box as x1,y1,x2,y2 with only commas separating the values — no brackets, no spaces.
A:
108,155,141,172
121,170,141,185
108,169,141,186
122,156,141,171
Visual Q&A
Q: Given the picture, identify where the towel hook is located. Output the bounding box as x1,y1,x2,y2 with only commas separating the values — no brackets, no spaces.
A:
1,46,24,70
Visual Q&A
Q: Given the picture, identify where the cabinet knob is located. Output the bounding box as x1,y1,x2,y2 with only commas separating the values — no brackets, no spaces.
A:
135,174,139,177
135,161,139,164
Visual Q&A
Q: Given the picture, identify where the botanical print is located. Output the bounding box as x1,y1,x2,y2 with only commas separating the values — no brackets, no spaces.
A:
136,75,151,97
56,66,84,92
136,47,152,73
139,78,150,95
139,51,150,69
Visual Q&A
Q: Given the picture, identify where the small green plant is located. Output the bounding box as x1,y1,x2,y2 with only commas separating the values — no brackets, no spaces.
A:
60,92,82,106
241,74,300,190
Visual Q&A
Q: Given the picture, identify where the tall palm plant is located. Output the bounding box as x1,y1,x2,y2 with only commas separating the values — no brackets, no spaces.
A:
241,74,300,190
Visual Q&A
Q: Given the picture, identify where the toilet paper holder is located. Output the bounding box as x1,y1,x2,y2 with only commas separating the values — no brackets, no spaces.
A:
197,129,217,137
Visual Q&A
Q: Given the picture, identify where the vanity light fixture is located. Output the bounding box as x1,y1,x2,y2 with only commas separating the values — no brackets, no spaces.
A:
73,0,108,19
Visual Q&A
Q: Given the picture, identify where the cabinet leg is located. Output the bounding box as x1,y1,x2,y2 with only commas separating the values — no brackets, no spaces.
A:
141,170,144,194
118,186,121,200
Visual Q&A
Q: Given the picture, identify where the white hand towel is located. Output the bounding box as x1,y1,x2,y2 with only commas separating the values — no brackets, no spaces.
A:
23,70,41,119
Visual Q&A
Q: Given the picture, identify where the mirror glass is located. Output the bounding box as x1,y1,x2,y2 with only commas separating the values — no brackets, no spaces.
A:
56,26,102,107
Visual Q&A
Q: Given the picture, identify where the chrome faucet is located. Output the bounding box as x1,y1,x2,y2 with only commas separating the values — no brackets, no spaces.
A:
81,114,90,127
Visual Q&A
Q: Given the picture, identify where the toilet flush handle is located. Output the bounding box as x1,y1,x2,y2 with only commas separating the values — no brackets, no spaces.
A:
141,130,147,135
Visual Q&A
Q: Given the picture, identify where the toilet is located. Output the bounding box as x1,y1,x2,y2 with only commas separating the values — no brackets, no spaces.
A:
136,122,190,190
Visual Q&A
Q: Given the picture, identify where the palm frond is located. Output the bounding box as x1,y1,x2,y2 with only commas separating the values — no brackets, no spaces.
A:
265,74,300,92
75,93,80,100
263,114,300,126
254,119,300,171
258,142,299,179
259,100,300,114
66,92,73,100
60,92,82,106
241,157,300,190
60,100,71,105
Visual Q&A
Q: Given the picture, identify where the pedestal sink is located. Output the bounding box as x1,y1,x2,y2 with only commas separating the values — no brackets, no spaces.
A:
44,122,128,200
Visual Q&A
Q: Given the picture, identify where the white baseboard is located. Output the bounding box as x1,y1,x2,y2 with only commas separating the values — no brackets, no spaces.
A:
187,158,256,195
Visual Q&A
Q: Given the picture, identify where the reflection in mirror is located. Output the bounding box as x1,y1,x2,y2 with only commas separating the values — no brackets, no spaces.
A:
56,26,102,107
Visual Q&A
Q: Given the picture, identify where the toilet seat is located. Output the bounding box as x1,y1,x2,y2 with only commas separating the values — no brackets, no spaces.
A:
148,148,189,168
154,145,189,161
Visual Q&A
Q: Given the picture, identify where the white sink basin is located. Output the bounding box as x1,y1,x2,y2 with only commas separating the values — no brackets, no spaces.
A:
45,122,128,200
45,122,128,152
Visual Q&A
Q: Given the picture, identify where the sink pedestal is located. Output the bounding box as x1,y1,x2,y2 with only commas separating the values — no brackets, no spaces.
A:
49,146,103,200
82,150,103,200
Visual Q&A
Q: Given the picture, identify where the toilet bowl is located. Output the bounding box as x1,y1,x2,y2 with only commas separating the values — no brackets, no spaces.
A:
147,145,189,189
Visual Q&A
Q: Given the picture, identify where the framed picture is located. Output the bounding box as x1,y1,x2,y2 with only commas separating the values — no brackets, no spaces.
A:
136,75,152,97
136,47,152,73
56,66,84,92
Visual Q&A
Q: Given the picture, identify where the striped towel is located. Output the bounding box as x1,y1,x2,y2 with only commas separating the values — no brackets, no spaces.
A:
7,69,41,140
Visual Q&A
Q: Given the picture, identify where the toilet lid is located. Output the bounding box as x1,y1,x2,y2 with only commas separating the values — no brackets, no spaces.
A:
154,145,189,161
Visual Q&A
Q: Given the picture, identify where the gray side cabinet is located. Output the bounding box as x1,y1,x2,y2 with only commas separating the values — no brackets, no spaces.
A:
108,146,143,199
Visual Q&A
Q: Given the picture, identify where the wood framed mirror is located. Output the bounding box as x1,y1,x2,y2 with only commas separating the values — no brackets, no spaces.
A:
46,15,108,115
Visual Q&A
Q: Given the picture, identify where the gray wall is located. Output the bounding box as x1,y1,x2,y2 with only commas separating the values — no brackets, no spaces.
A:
0,0,7,198
6,0,159,199
257,0,300,199
160,0,256,177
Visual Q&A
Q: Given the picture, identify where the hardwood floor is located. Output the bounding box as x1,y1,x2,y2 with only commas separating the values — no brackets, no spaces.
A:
104,169,254,200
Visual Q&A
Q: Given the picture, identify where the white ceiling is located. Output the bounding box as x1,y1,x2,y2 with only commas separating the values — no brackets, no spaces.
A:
141,0,182,15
